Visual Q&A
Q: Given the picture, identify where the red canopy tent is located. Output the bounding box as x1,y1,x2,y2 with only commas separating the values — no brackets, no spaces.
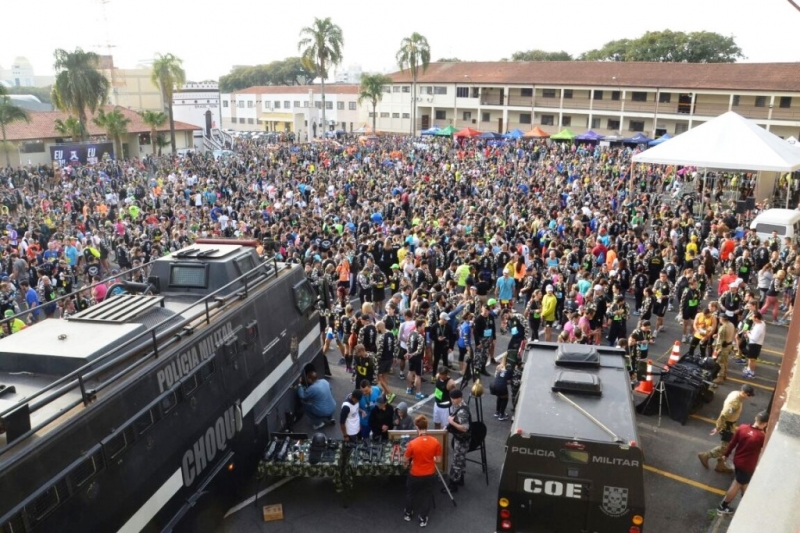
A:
454,127,481,138
523,126,551,138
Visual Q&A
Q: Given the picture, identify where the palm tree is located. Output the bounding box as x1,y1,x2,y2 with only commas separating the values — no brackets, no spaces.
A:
140,110,167,156
150,53,186,154
396,33,431,136
54,116,84,141
298,17,344,138
93,107,131,160
0,87,31,168
51,48,110,141
358,74,393,135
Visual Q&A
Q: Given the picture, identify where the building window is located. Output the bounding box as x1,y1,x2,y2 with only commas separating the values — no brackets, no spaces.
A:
294,101,300,107
593,90,603,100
561,116,571,127
380,112,390,118
402,113,410,118
284,101,290,108
658,93,671,104
434,86,447,95
274,101,280,109
591,117,600,129
456,87,469,98
314,101,321,109
607,118,620,130
755,96,767,108
520,88,533,97
393,86,401,93
325,101,333,110
462,111,472,121
542,89,556,98
563,89,573,99
392,112,400,118
541,115,554,126
346,102,355,110
368,112,375,117
223,100,229,107
248,118,254,124
337,102,344,110
482,112,490,122
435,110,446,120
238,101,244,108
239,117,246,124
675,123,688,134
402,86,410,93
780,96,792,108
631,92,648,102
519,113,532,125
419,86,432,95
611,91,621,101
629,120,645,132
383,86,391,93
732,95,740,107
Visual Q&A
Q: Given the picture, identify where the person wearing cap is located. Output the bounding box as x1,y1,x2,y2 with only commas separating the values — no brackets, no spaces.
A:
734,249,754,284
698,384,756,473
712,311,736,384
3,309,27,335
540,285,557,342
368,394,395,440
718,278,744,328
685,307,717,359
444,388,471,493
717,410,769,515
340,389,363,441
627,320,653,381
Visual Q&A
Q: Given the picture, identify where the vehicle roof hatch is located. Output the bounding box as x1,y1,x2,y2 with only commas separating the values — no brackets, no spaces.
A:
555,344,600,368
552,371,602,396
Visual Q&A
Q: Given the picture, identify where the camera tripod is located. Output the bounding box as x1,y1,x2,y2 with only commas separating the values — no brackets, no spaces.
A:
639,374,670,429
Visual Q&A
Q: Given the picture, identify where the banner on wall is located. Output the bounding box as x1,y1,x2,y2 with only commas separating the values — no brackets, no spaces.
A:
50,142,114,167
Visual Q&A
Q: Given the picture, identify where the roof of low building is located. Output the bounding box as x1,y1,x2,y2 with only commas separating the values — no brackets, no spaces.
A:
231,84,359,95
2,106,199,142
387,61,800,92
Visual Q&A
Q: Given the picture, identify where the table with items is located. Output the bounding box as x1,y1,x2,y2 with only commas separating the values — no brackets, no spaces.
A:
345,438,411,479
258,435,348,493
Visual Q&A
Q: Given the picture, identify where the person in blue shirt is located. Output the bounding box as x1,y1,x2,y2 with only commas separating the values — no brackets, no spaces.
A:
359,379,382,439
456,313,474,375
296,370,337,430
495,269,516,308
19,280,39,323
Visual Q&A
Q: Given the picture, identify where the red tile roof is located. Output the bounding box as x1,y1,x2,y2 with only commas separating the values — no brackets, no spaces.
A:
2,106,199,142
387,62,800,92
232,84,359,95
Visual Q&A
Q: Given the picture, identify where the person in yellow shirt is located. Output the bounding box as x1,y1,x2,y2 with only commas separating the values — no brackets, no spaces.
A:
4,309,26,334
685,235,699,262
541,286,558,342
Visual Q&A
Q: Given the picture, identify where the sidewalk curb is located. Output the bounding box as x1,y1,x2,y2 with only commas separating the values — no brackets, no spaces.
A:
706,511,732,533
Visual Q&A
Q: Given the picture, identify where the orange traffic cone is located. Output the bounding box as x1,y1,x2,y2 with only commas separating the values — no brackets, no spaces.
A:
635,360,654,394
668,341,681,366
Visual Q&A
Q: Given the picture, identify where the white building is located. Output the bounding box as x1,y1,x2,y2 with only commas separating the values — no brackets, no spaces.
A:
172,82,221,134
0,57,54,88
220,85,361,139
335,65,363,85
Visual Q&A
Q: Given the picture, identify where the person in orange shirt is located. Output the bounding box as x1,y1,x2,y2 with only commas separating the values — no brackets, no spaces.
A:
403,415,442,527
605,246,618,270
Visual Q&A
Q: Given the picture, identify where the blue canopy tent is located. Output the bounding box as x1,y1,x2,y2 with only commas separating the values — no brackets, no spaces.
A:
575,130,605,142
648,133,671,146
420,126,441,136
503,128,525,139
624,132,653,144
479,131,503,139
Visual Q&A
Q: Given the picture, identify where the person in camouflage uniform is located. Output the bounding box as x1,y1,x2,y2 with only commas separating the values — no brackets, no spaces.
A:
444,389,471,492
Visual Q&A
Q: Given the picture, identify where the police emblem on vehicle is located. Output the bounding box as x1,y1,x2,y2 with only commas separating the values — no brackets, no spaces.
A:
290,334,299,361
600,486,629,517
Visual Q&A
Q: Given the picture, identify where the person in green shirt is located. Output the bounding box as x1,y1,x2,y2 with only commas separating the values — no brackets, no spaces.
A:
455,263,471,288
541,286,558,342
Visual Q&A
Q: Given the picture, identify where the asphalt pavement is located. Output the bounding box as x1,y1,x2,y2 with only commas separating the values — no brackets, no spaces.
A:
218,294,784,533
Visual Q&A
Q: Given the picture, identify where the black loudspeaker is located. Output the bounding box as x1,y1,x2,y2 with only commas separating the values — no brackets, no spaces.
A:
746,197,756,210
736,201,747,214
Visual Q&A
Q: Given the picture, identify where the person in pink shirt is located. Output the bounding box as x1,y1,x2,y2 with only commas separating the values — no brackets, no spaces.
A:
91,276,108,303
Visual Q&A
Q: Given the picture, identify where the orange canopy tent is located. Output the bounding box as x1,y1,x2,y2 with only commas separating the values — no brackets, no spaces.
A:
454,127,482,138
523,126,551,138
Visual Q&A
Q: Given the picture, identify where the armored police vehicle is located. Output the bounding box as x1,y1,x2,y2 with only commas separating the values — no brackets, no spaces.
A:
0,240,322,532
497,343,645,533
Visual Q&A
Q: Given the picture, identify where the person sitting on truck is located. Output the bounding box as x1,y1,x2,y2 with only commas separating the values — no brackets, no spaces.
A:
296,370,337,430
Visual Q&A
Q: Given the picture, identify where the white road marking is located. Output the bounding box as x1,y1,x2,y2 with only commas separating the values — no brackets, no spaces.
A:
222,476,296,518
406,377,463,414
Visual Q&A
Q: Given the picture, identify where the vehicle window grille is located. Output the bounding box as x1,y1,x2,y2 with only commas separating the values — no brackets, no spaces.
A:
2,512,27,533
182,374,198,397
106,425,136,459
199,360,215,383
160,391,178,414
70,450,104,488
27,477,67,523
134,410,155,436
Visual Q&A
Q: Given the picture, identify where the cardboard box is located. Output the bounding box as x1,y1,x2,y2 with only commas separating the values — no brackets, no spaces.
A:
262,504,284,522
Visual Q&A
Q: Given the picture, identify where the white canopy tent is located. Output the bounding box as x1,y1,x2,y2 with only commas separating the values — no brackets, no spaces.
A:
632,111,800,172
787,136,800,149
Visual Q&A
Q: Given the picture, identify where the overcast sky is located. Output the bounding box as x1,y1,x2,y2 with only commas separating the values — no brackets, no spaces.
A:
4,0,800,81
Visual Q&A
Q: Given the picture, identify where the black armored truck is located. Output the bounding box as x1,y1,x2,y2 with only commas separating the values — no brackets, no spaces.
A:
497,343,646,533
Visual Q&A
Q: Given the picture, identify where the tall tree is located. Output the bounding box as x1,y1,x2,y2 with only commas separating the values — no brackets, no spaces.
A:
510,50,573,61
0,87,31,168
298,17,344,138
358,74,393,135
51,48,110,141
396,32,431,136
151,53,186,155
580,31,744,63
140,110,167,156
218,58,314,92
54,116,84,141
93,108,131,160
